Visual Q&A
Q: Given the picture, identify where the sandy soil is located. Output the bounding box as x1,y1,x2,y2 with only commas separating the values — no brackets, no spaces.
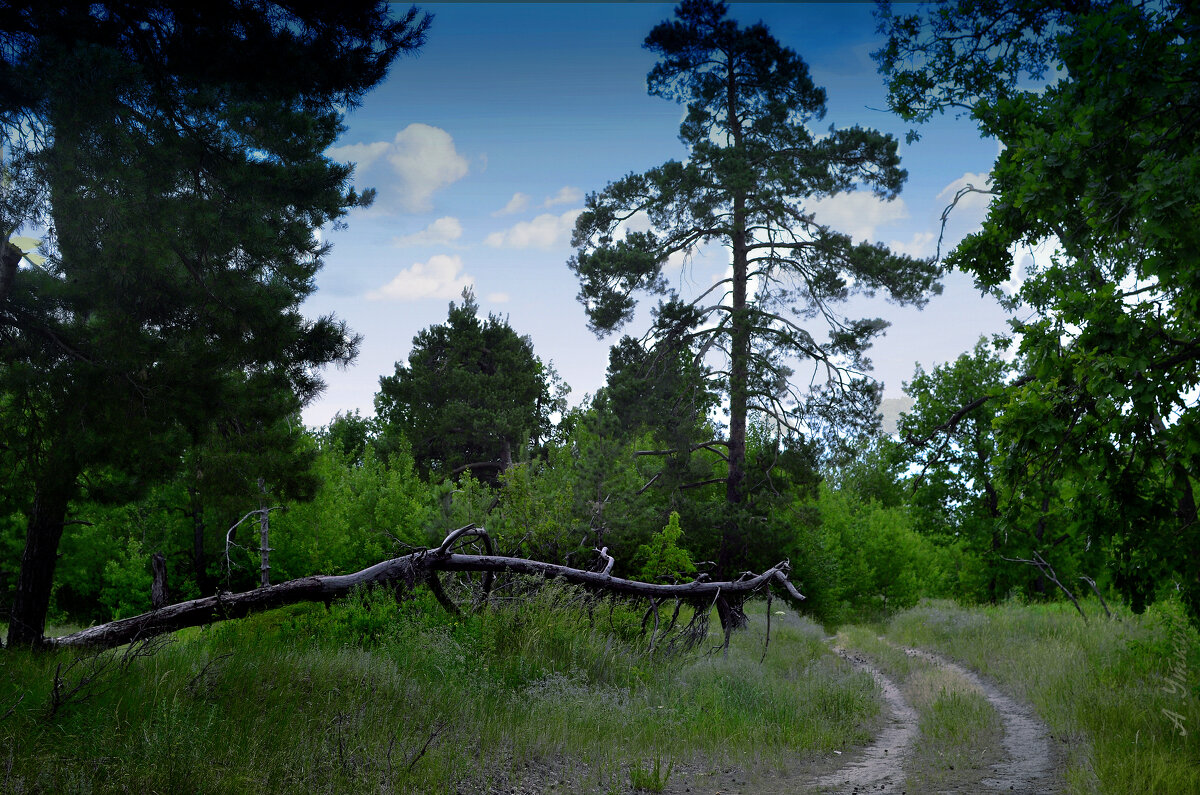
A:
900,646,1060,794
810,647,918,794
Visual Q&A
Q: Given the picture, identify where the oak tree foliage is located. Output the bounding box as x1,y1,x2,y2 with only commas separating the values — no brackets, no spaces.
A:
878,0,1200,617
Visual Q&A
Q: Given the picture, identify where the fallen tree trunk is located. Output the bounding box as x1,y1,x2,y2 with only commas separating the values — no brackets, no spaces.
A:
46,526,804,651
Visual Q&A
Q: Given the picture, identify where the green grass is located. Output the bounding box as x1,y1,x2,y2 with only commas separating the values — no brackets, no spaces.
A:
883,597,1200,795
0,585,876,794
8,590,1194,793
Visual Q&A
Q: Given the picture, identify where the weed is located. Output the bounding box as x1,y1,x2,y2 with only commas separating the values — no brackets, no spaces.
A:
629,756,673,792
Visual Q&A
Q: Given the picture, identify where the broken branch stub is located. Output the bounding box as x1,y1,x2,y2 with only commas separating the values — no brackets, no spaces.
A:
45,526,805,651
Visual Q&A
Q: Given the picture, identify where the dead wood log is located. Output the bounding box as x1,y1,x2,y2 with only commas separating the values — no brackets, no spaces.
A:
44,526,804,651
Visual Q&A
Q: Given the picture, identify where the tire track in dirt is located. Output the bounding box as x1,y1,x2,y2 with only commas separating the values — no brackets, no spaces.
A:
812,647,919,794
899,646,1059,794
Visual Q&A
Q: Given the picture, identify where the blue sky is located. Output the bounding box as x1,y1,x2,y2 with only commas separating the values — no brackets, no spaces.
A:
301,2,1013,427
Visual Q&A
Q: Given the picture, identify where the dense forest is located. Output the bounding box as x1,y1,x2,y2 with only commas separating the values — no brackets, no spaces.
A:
1,1,1198,792
1,0,1197,643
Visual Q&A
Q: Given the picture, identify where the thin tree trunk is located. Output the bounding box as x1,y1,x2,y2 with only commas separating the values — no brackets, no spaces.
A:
500,438,513,472
719,51,749,581
257,477,270,588
188,484,213,596
151,552,170,609
8,466,77,647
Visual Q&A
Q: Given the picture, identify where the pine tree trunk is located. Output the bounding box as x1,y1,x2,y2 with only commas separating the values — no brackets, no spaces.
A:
7,466,77,646
718,56,749,581
727,211,748,508
188,484,213,596
720,207,750,579
0,240,21,302
151,551,170,609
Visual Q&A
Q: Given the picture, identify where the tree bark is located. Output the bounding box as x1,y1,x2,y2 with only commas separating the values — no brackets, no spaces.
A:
257,477,271,588
188,484,213,596
8,465,78,647
151,552,170,610
718,47,750,581
44,527,805,651
0,240,21,303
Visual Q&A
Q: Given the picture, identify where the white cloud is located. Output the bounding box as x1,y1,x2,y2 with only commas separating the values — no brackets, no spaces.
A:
366,254,474,301
391,216,463,247
326,140,389,171
888,231,936,259
937,172,994,215
543,186,583,208
486,292,510,304
614,209,653,236
485,209,582,249
808,192,910,243
493,192,531,216
386,124,469,212
329,124,469,213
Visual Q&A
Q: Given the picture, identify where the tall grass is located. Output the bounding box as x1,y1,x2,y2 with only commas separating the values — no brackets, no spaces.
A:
886,597,1200,794
0,585,876,793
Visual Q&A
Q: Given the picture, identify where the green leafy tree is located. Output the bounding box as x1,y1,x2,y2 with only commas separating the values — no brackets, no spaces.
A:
0,2,429,645
878,0,1200,618
270,431,434,581
568,0,940,571
636,511,697,583
898,338,1012,600
814,481,947,619
375,290,567,483
490,451,588,566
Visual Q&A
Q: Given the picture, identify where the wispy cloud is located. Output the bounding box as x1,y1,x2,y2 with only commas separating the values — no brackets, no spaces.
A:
486,292,510,304
808,192,909,243
366,254,474,301
392,216,463,247
543,186,583,208
493,192,531,216
937,172,994,215
485,209,581,249
327,140,389,170
888,231,936,259
329,123,469,213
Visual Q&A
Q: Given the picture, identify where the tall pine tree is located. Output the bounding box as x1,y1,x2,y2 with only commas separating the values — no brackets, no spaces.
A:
0,2,429,645
568,0,940,572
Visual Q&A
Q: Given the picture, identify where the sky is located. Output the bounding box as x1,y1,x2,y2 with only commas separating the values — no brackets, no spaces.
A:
300,2,1014,428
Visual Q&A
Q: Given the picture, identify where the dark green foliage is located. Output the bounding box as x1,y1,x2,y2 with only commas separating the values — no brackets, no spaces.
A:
323,410,377,467
0,1,429,644
375,290,565,483
878,0,1200,620
897,339,1016,601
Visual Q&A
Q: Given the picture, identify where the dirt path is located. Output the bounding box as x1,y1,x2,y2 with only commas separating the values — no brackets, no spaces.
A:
811,647,918,794
796,639,1060,794
899,646,1059,794
493,638,1060,794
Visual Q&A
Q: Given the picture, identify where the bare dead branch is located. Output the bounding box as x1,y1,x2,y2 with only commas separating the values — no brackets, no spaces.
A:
1002,551,1087,622
46,526,805,651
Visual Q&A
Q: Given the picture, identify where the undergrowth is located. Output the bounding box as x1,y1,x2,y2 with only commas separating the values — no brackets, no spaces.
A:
0,583,873,794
